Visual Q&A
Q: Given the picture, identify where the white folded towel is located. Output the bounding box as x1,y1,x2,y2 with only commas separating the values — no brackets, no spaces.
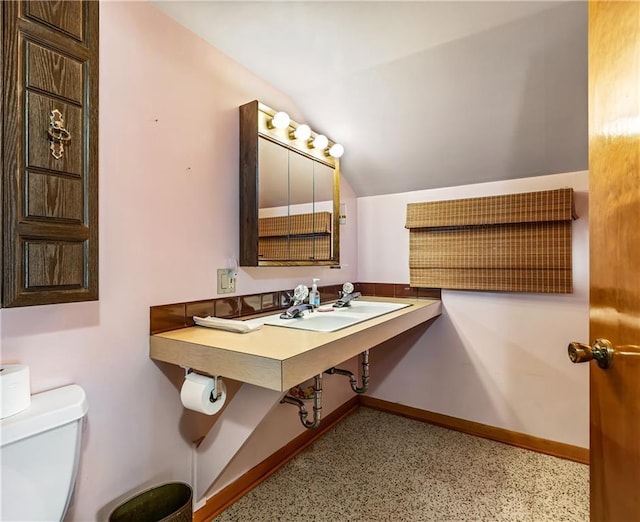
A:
193,316,261,333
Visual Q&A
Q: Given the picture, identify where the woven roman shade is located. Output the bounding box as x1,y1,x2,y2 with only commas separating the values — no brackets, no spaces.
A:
405,188,577,293
258,212,332,237
258,211,332,261
259,236,331,261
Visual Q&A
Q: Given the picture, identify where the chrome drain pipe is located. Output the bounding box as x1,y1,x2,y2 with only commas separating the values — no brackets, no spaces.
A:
281,374,323,429
325,350,370,394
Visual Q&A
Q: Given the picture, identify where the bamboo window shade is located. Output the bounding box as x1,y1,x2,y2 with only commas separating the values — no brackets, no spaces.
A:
258,211,332,261
258,212,332,237
259,236,331,261
405,188,577,293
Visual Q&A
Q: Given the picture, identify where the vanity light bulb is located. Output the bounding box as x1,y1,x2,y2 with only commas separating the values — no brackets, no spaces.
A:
312,134,328,150
271,111,290,130
293,124,312,141
328,143,344,158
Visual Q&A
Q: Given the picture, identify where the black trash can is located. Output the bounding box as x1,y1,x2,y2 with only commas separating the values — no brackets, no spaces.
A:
109,482,192,522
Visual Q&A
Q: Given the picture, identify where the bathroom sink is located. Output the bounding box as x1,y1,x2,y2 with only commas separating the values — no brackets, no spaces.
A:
247,301,412,333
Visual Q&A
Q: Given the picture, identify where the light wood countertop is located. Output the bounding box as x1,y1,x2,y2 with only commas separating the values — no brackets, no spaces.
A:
149,297,441,392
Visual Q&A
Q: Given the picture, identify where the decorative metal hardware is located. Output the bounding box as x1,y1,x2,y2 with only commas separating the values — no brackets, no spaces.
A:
47,109,71,160
568,338,614,369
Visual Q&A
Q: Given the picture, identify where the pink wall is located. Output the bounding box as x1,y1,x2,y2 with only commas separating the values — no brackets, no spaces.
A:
358,171,590,448
1,1,589,518
0,2,357,519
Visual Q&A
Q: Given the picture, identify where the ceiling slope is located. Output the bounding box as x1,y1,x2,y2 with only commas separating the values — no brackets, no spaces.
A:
153,1,588,197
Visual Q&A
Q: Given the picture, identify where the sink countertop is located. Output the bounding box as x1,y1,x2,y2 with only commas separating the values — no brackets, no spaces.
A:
149,297,441,391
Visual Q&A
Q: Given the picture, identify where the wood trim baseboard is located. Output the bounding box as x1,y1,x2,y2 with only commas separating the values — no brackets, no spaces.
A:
359,396,589,465
194,396,359,522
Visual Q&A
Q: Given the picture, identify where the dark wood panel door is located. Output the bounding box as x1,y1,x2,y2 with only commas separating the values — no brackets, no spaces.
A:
2,0,98,307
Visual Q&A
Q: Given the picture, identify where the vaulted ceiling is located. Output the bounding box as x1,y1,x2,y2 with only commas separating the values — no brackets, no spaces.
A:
153,1,588,197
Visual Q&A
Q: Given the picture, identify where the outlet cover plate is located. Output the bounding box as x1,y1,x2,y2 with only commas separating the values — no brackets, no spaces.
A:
217,269,236,294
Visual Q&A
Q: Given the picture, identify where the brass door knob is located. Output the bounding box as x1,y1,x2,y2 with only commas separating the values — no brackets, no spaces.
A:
568,338,614,369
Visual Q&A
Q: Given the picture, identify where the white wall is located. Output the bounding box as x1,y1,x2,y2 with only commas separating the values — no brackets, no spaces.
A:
0,3,357,519
358,171,589,447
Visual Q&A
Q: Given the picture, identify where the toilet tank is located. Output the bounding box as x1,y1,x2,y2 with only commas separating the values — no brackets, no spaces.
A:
1,384,88,521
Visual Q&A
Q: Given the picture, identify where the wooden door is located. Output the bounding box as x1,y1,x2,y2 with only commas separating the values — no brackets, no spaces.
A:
586,1,640,520
1,0,98,307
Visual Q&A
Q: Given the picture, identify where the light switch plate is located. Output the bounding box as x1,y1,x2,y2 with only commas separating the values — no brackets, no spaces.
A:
217,268,236,294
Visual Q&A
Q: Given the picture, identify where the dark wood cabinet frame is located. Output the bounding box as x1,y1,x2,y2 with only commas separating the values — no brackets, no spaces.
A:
239,100,341,267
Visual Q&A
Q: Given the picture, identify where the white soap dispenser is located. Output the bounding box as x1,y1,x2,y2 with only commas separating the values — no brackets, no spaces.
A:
309,278,320,307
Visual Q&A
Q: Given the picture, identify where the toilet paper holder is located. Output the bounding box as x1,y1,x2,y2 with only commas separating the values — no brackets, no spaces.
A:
182,367,223,403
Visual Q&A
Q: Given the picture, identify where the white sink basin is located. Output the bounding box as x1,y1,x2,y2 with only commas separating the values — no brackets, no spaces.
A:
246,300,412,333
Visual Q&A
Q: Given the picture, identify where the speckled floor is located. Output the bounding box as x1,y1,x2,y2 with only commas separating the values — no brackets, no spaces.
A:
214,408,589,522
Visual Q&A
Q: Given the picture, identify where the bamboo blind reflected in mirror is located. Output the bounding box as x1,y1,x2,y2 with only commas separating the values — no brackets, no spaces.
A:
258,211,332,261
405,189,577,293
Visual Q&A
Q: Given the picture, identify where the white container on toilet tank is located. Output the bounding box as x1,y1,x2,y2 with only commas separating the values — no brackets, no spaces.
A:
1,364,31,418
0,384,88,521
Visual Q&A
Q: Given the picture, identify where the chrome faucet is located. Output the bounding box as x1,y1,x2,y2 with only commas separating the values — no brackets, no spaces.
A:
280,303,314,319
280,283,314,318
333,291,362,308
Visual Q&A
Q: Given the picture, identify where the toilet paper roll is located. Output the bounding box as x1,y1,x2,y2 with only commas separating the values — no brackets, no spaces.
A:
1,364,31,419
180,373,226,415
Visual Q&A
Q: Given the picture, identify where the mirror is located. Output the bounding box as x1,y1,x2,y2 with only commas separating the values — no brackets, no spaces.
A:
258,139,335,262
239,100,340,266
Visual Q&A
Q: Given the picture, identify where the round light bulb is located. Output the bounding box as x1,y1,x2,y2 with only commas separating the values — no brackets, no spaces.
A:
271,111,290,129
328,143,344,158
312,134,328,150
294,124,311,141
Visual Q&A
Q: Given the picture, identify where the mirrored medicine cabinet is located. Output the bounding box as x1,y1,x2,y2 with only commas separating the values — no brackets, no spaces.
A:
239,100,341,266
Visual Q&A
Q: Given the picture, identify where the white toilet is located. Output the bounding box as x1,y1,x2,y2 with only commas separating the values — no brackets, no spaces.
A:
1,384,88,521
